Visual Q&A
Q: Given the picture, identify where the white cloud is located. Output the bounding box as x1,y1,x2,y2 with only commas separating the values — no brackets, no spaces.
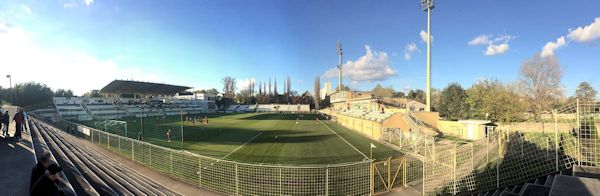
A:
541,36,566,58
83,0,94,6
403,42,420,60
236,78,256,90
63,3,78,8
469,34,516,56
21,4,32,14
485,43,509,56
323,45,397,82
468,35,491,46
419,30,433,43
567,17,600,43
0,21,159,95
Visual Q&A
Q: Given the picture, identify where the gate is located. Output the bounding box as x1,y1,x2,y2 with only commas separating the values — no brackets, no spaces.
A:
371,157,407,195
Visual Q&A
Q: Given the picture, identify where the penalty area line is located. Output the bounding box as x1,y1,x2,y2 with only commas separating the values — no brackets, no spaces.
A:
318,120,369,159
222,132,263,159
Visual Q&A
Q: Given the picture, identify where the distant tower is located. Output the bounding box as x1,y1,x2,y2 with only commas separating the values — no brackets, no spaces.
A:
337,41,343,92
420,0,434,112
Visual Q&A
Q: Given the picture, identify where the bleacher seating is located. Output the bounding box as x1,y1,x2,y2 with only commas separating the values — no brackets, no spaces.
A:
85,102,127,120
236,105,249,112
474,166,600,196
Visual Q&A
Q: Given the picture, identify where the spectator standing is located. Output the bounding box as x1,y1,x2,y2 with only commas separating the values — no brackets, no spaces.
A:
12,108,27,141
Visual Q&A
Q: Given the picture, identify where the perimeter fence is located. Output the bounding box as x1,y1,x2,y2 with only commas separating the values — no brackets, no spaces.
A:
328,101,597,195
50,119,388,195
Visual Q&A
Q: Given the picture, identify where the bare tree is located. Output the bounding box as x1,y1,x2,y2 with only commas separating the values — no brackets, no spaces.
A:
314,76,321,110
268,78,272,96
519,54,563,121
274,78,278,95
222,76,237,98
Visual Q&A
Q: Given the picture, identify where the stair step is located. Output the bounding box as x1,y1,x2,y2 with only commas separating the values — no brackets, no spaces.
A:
491,190,501,196
534,178,543,185
511,185,522,193
544,175,555,187
519,183,551,196
499,190,519,196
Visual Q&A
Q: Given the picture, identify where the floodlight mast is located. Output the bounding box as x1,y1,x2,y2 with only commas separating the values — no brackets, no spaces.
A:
420,0,434,112
337,41,343,92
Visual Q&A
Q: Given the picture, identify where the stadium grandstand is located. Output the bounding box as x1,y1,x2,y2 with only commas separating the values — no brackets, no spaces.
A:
47,80,219,121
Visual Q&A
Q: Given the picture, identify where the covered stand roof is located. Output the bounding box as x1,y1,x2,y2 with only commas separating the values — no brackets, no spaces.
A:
99,80,191,95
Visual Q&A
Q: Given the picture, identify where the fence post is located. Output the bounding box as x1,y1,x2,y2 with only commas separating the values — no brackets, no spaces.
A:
453,148,457,195
198,157,202,187
131,141,135,161
370,161,374,195
279,167,283,195
107,132,110,149
325,166,329,196
576,99,581,166
170,151,174,174
235,163,239,196
149,145,152,167
554,109,559,171
403,157,407,187
118,136,121,152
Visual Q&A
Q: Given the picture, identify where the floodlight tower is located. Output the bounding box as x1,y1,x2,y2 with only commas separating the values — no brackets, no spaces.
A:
420,0,434,112
337,41,343,92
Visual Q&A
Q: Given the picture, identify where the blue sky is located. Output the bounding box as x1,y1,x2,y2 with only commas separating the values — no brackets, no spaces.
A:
0,0,599,96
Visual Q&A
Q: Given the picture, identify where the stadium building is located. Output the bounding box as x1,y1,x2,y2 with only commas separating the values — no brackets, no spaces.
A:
50,80,217,121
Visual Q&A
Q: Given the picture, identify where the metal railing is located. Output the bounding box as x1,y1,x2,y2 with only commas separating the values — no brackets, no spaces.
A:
51,119,375,196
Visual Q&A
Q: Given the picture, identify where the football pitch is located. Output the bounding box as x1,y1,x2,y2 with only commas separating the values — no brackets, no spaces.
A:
80,113,402,165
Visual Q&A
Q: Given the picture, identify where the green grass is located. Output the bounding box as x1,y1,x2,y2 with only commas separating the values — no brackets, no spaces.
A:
79,113,402,165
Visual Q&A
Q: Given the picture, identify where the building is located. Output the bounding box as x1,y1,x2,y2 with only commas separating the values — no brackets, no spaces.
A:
320,82,332,100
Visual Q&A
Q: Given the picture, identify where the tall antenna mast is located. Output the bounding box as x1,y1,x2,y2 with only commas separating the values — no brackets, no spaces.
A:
337,41,343,92
420,0,434,112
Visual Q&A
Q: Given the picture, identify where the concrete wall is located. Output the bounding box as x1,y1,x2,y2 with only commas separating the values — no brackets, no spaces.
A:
328,112,383,140
413,112,439,127
382,113,409,132
497,122,575,133
438,120,465,136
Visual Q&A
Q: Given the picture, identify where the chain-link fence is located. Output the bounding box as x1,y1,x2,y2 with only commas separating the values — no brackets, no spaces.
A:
51,119,378,196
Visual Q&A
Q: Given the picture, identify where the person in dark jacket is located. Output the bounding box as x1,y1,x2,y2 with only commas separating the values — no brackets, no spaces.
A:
30,163,64,196
30,151,53,189
12,108,27,141
1,110,9,137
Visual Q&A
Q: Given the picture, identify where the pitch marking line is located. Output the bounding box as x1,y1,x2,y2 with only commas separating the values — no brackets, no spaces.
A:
222,132,263,159
318,120,369,159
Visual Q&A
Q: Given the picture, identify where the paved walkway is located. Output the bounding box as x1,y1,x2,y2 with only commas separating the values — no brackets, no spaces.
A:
0,106,36,196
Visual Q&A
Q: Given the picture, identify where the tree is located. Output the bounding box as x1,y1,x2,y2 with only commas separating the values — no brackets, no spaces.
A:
274,78,278,95
54,89,74,97
466,79,526,122
438,83,466,120
392,91,405,98
222,76,236,98
9,82,54,107
519,54,563,121
372,84,393,98
575,81,597,101
334,85,351,91
314,76,321,109
408,89,426,104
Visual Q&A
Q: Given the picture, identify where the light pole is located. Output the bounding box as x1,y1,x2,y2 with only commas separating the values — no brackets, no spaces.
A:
6,75,12,104
420,0,434,112
180,107,184,150
139,106,144,141
337,41,343,92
